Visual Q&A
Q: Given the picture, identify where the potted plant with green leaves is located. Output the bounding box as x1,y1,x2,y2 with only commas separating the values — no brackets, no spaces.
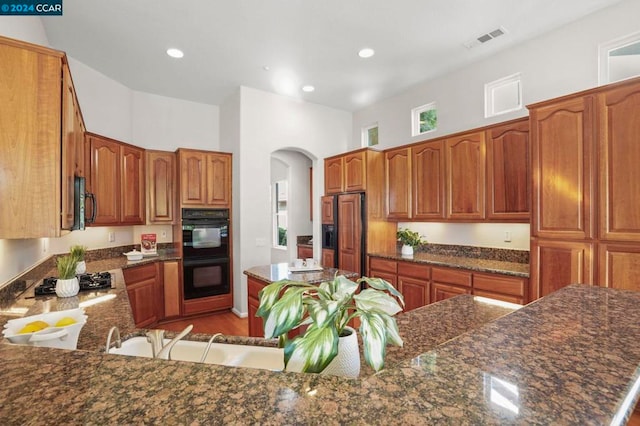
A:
70,245,87,274
256,274,405,377
397,228,426,256
55,254,79,298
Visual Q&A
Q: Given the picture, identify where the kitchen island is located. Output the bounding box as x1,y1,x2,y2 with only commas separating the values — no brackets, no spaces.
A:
2,280,640,424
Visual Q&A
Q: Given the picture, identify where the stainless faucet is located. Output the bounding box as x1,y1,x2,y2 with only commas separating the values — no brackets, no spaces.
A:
146,324,193,360
105,326,122,352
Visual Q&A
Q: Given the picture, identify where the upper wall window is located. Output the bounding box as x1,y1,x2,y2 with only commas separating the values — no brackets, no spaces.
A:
485,73,522,118
411,102,437,136
362,123,379,147
599,31,640,85
273,180,288,249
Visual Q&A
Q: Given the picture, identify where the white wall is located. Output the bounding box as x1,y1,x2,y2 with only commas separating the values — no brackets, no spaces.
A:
235,86,352,314
0,16,48,45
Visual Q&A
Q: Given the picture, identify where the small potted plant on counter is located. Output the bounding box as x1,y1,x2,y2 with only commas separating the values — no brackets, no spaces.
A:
70,245,87,274
256,274,405,377
55,254,79,298
396,228,426,256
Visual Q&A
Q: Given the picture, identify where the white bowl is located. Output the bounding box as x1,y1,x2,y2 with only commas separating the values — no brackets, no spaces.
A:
123,250,143,261
3,308,87,350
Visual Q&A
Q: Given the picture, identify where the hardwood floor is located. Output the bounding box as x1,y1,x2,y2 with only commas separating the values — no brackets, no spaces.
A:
158,310,248,336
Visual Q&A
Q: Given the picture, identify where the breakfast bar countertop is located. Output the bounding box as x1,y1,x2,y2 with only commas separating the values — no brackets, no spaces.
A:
2,282,640,424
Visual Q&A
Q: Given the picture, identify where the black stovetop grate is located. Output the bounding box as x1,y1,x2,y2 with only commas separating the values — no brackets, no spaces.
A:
35,272,113,296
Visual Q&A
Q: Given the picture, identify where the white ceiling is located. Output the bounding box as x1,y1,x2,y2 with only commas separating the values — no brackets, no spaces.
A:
42,0,623,112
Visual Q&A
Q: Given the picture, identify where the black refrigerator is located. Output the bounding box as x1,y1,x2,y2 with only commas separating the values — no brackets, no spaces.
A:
321,193,366,276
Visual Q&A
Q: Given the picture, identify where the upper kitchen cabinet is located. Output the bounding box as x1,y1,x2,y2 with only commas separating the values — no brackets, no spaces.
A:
177,149,232,208
445,130,486,220
86,133,146,226
146,150,176,224
530,96,595,240
486,118,530,221
412,140,446,220
324,149,373,195
385,147,412,219
0,37,84,238
597,82,640,242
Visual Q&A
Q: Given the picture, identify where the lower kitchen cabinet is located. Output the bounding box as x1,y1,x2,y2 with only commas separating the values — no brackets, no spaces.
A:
431,282,471,302
431,267,472,303
397,262,430,311
297,245,313,260
321,249,335,268
598,242,640,291
122,263,161,328
369,257,398,287
162,260,182,319
472,272,527,305
247,277,265,338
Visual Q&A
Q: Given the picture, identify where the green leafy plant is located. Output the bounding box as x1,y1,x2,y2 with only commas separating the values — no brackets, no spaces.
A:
56,255,78,279
396,228,426,248
69,245,87,261
256,275,405,373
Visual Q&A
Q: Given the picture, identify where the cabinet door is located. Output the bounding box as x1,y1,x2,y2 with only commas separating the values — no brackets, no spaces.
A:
369,270,397,287
247,277,266,337
473,272,527,305
598,243,640,291
412,140,446,220
121,145,145,225
530,238,594,300
344,151,366,192
162,261,182,319
61,65,77,230
123,263,160,328
179,150,207,206
0,43,62,238
146,151,176,224
385,147,411,219
321,249,336,268
431,282,471,303
486,119,530,221
89,135,120,225
338,193,363,275
321,195,335,224
206,153,232,207
598,83,640,241
297,246,313,260
446,131,486,219
324,157,343,194
530,96,594,239
398,276,430,311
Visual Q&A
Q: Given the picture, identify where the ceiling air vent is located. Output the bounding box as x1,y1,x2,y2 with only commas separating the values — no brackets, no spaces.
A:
464,26,507,49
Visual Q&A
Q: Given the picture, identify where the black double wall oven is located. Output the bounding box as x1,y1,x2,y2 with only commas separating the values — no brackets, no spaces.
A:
182,208,230,300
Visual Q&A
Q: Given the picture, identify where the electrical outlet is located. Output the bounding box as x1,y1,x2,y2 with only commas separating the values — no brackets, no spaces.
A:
108,231,116,242
161,230,167,239
41,239,48,254
504,231,511,242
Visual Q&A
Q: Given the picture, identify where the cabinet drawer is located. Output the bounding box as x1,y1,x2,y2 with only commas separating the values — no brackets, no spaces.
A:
397,261,430,279
123,263,157,285
369,257,397,274
473,273,527,297
248,277,266,300
432,267,472,287
473,289,524,305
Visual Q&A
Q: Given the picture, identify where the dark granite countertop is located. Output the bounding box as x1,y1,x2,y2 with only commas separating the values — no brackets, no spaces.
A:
244,263,359,284
370,250,530,278
2,252,640,424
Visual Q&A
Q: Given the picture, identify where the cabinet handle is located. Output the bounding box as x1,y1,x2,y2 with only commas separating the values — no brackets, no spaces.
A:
86,192,97,224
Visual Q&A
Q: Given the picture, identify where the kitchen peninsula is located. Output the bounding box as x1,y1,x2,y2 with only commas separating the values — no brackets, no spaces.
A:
1,255,640,423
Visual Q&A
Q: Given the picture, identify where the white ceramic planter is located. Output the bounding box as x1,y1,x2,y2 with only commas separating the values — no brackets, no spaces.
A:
55,277,79,298
401,244,414,256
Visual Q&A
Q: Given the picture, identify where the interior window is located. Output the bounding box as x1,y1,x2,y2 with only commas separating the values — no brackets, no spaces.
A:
362,123,379,147
599,32,640,84
273,180,288,248
411,102,437,136
485,73,522,118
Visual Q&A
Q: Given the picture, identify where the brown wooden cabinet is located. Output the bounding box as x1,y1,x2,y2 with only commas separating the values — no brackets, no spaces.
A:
598,83,640,242
530,239,594,300
247,276,266,337
162,260,182,319
445,131,486,220
324,157,344,195
486,118,530,221
0,37,85,238
86,133,145,226
472,272,527,305
123,263,161,328
338,193,364,275
385,147,411,219
598,243,640,291
397,262,430,311
177,149,232,208
321,249,336,268
324,149,368,194
146,150,176,224
369,257,398,288
297,245,313,260
431,267,472,302
412,140,446,220
321,195,335,224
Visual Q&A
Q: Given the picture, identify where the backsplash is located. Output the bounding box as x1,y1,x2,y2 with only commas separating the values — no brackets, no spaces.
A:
401,243,529,264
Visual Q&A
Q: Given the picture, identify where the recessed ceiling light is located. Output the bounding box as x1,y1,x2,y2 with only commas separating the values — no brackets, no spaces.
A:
302,85,315,93
358,48,375,58
166,48,184,59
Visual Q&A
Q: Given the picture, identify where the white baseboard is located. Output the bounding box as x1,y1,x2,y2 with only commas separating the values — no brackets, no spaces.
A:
232,307,248,318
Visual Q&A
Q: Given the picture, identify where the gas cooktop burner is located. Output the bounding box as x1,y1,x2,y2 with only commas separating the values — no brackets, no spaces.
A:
35,272,113,296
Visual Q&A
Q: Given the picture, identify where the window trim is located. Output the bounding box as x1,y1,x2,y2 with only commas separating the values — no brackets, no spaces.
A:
361,122,379,147
411,102,437,137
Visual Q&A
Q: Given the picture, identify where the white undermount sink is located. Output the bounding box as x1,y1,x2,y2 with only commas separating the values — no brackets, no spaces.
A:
108,337,284,371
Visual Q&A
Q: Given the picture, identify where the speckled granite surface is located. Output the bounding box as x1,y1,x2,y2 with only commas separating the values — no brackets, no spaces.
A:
370,251,530,277
244,263,359,284
1,285,640,424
